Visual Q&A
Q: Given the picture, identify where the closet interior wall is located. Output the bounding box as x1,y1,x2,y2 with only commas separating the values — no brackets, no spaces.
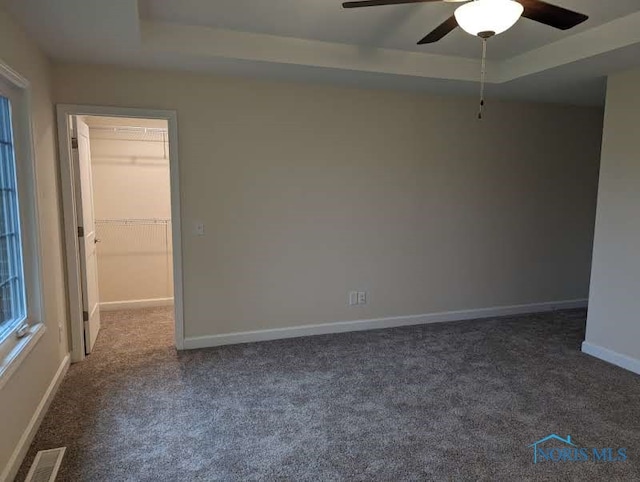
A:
86,116,173,310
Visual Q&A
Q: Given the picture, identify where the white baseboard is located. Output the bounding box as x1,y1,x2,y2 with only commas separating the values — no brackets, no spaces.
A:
99,297,174,312
581,341,640,375
1,354,70,482
183,299,588,350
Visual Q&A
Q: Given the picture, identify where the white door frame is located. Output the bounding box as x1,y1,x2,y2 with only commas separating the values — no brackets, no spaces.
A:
56,104,184,362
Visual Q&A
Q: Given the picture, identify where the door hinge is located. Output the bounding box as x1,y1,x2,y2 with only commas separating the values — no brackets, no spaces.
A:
71,137,78,149
83,310,89,322
77,226,84,238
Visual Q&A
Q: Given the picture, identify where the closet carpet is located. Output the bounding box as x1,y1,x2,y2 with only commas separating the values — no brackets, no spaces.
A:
16,307,640,481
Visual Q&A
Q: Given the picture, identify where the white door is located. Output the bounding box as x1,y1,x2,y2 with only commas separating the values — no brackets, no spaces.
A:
72,116,101,354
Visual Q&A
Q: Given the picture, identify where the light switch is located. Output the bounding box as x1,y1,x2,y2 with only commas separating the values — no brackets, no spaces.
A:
195,222,205,236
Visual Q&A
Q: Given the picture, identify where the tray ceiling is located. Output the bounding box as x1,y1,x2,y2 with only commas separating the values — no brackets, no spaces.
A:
6,0,640,105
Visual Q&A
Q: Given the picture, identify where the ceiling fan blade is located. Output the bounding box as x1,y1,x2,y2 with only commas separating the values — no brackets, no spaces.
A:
518,0,588,30
343,0,442,9
417,15,458,44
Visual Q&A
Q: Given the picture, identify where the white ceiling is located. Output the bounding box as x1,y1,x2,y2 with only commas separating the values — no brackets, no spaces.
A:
139,0,640,60
6,0,640,105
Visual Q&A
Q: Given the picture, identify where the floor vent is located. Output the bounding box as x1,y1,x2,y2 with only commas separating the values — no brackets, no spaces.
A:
25,447,66,482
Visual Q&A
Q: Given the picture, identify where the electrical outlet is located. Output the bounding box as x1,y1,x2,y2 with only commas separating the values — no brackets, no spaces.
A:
349,291,358,306
58,324,63,342
357,291,367,304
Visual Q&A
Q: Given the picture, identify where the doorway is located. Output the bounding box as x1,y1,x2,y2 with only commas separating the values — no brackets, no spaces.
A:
57,106,183,362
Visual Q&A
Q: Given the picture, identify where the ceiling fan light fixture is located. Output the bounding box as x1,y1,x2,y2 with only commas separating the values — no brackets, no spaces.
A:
454,0,524,38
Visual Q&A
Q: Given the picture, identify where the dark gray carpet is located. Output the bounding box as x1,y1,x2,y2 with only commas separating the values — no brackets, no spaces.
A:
16,308,640,481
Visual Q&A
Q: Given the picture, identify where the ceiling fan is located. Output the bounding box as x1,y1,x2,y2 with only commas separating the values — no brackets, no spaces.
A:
342,0,589,118
342,0,589,44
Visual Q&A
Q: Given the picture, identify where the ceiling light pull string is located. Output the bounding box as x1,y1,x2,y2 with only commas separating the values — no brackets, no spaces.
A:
478,37,487,120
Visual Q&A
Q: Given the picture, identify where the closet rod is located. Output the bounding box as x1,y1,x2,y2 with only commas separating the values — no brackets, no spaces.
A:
87,137,167,144
96,218,170,225
88,125,168,134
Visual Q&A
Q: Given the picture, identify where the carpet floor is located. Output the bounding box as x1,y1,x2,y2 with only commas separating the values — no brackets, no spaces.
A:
16,308,640,481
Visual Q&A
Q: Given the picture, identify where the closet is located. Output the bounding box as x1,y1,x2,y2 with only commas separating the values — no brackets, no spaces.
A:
87,116,173,310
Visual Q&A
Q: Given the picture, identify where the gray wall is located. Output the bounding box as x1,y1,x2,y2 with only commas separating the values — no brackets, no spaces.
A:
585,68,640,366
53,64,604,340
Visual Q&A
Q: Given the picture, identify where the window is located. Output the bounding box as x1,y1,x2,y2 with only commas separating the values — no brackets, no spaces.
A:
0,95,27,342
0,66,44,387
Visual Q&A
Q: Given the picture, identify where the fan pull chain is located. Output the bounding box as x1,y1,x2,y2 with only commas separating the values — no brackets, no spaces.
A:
478,38,487,120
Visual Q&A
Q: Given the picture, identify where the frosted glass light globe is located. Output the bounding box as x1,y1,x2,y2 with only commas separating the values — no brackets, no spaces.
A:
454,0,524,37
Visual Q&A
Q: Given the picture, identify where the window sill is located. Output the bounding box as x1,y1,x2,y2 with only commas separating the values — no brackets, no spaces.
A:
0,323,46,391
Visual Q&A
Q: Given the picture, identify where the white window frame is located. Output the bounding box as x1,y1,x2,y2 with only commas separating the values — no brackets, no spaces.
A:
0,90,28,339
0,60,46,390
